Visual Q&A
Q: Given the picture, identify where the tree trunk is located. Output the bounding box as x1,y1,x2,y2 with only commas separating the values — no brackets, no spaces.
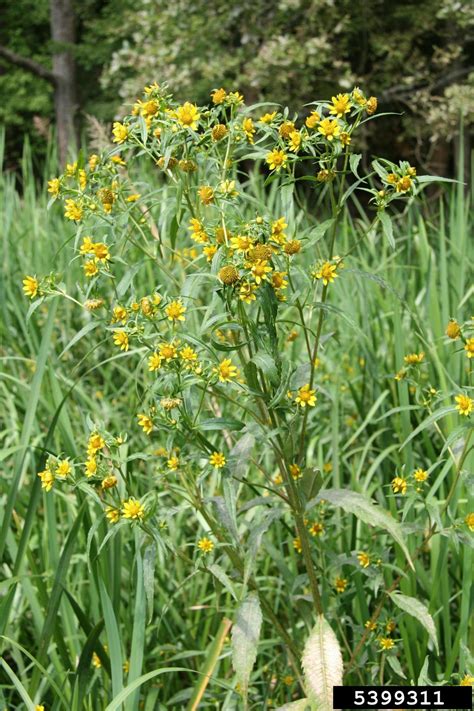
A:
50,0,78,165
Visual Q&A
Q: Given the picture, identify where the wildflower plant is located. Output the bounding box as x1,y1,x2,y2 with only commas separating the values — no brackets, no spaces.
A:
23,84,473,707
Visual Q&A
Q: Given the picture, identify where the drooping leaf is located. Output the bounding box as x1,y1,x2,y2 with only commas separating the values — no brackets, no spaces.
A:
309,488,413,569
379,211,395,249
276,700,312,711
390,592,439,654
231,592,262,699
302,615,343,711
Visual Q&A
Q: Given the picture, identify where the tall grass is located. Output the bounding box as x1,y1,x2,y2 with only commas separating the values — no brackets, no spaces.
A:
0,131,472,709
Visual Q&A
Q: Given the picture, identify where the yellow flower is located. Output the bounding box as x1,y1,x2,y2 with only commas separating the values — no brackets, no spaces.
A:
465,513,474,532
365,619,376,630
260,111,277,123
165,300,186,323
113,330,129,351
391,476,407,495
214,358,239,383
279,121,295,138
404,352,425,365
318,118,340,140
283,239,301,255
357,552,370,568
305,110,320,129
93,242,110,262
88,433,105,454
89,154,99,170
198,185,214,205
209,452,226,468
180,346,198,364
56,459,72,477
313,261,338,285
396,176,412,193
227,91,244,105
64,199,83,221
85,458,97,477
414,468,429,482
288,130,302,153
239,281,257,304
334,577,348,593
379,637,395,650
460,674,474,686
309,521,324,536
167,455,180,471
176,102,200,130
78,169,87,190
293,537,302,553
271,217,287,240
464,338,474,358
22,275,39,299
289,463,301,480
366,96,378,115
35,705,45,711
220,179,238,197
203,245,218,262
340,132,351,146
159,342,178,361
211,88,226,104
250,259,272,285
84,260,99,278
231,234,253,253
216,265,239,287
242,117,255,143
329,93,352,118
37,468,54,492
266,149,288,171
102,475,118,490
445,319,461,339
198,537,214,553
47,178,60,197
146,353,161,372
112,122,129,143
455,394,473,416
295,384,317,408
386,620,396,633
212,123,228,141
137,413,153,435
122,498,145,520
112,305,128,324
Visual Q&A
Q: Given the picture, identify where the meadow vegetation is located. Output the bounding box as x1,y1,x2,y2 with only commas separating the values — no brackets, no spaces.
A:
0,85,473,710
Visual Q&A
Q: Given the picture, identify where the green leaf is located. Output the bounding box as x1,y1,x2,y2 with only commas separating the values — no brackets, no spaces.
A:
143,543,156,622
400,406,455,449
302,615,343,711
276,700,312,711
386,654,407,679
0,659,35,710
379,211,395,249
200,417,244,431
207,563,238,601
390,592,439,654
231,592,262,699
350,153,362,178
99,577,123,698
310,488,413,569
251,351,278,384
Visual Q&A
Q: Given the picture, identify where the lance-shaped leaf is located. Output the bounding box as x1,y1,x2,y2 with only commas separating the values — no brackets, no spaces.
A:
231,592,262,699
309,489,414,569
390,592,439,654
302,615,343,711
276,700,312,711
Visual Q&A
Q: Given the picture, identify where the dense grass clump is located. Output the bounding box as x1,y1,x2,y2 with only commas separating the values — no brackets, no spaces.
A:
0,99,473,711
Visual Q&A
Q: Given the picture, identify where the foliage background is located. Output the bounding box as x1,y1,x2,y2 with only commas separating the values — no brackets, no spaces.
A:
0,0,473,171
